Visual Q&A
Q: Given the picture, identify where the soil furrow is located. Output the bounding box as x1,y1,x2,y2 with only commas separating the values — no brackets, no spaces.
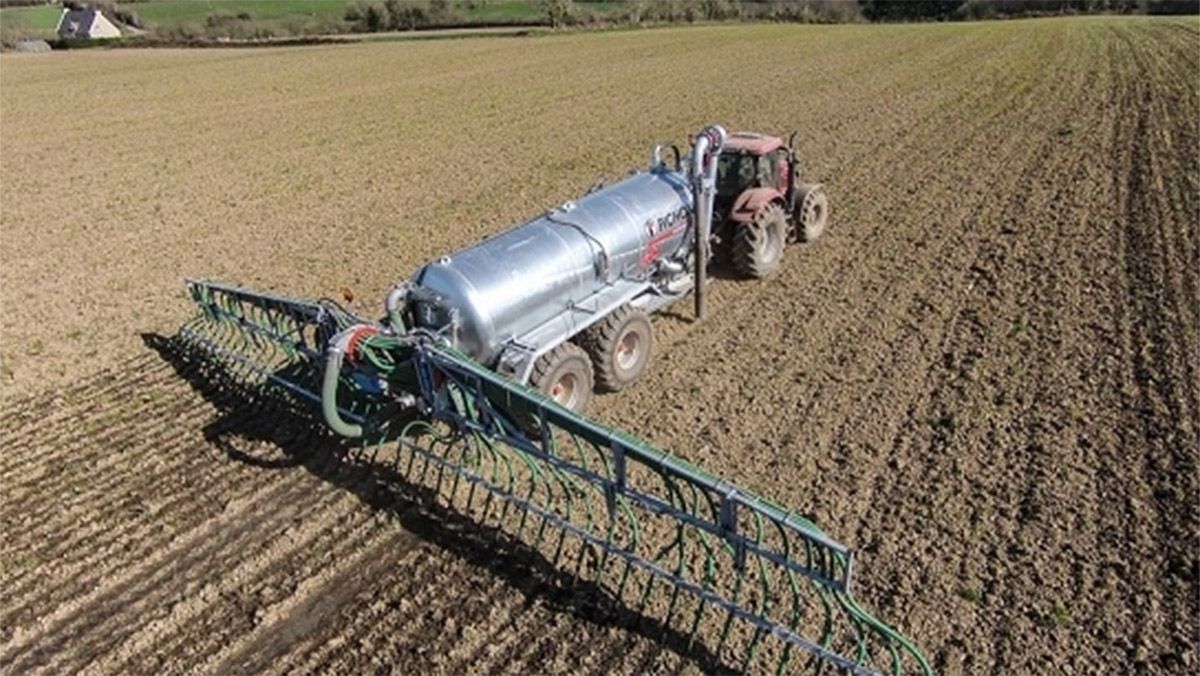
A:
1107,22,1199,671
108,498,391,674
290,545,470,673
0,422,333,614
0,473,334,667
209,524,417,675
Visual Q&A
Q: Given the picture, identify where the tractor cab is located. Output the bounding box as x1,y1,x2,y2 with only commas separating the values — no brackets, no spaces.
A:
716,132,789,198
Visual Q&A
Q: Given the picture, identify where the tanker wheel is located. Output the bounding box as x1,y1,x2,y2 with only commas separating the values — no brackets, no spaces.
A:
793,183,829,243
579,304,654,393
732,202,788,279
530,342,594,413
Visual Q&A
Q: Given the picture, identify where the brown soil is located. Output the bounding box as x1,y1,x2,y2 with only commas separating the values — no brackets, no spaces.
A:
1,17,1197,675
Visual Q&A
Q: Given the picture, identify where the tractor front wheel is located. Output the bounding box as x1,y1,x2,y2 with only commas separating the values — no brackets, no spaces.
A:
530,342,594,413
793,183,829,243
733,202,788,279
579,304,654,393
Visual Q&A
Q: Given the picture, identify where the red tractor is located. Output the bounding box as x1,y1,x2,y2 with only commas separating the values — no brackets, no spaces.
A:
711,131,829,277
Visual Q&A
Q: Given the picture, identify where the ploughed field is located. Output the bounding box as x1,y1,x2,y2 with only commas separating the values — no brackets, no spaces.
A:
2,17,1197,674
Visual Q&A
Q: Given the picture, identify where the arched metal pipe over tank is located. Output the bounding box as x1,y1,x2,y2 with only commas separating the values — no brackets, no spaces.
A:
690,125,727,319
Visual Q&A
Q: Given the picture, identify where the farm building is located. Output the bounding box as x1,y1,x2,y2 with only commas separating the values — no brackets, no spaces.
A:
55,8,120,39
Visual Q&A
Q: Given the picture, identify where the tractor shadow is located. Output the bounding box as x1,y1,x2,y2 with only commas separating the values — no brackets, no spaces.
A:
141,332,733,674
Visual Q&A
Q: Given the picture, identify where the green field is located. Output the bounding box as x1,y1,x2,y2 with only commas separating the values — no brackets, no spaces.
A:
0,4,59,32
463,0,621,21
133,0,348,24
0,0,622,39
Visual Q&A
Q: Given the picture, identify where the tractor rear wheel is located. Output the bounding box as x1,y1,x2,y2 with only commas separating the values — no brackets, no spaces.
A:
579,304,654,393
732,202,788,278
793,183,829,243
530,342,594,413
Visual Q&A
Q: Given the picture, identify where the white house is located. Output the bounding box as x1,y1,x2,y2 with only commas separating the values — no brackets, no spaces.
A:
56,8,121,39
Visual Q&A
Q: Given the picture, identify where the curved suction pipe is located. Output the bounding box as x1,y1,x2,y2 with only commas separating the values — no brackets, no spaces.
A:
322,328,364,439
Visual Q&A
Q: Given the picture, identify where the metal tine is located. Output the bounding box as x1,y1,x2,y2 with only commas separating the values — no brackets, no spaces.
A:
532,442,572,556
740,512,771,672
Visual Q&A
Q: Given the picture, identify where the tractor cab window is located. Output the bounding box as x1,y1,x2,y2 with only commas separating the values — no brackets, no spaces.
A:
757,153,780,188
717,153,757,194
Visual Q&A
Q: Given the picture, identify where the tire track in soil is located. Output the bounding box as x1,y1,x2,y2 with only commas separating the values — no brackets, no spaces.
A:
1105,21,1198,672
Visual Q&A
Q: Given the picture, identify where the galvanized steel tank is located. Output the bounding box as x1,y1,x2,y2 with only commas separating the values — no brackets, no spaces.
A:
408,167,694,363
